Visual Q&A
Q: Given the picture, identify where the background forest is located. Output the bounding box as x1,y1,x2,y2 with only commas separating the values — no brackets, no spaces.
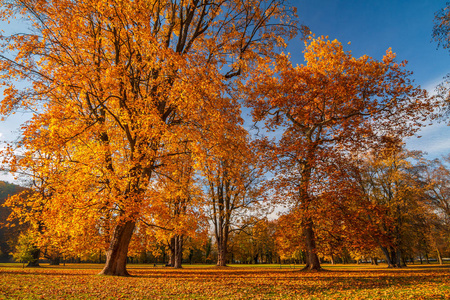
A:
0,0,449,277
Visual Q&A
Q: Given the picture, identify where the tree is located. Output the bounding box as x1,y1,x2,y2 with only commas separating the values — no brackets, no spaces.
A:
433,3,450,51
274,212,305,264
355,140,435,267
246,36,432,270
425,156,450,221
423,156,450,263
12,230,40,267
0,0,297,276
230,218,276,264
142,147,206,269
202,130,265,266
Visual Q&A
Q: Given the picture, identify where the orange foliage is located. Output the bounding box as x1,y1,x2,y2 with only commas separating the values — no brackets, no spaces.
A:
246,35,435,270
0,0,298,275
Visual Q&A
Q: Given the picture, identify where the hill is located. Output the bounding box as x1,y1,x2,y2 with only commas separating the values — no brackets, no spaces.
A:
0,181,27,262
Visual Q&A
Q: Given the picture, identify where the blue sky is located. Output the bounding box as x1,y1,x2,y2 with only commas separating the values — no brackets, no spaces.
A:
1,1,449,182
285,0,450,159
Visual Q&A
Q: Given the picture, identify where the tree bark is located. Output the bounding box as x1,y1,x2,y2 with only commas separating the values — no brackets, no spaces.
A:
215,215,229,267
169,235,183,268
380,246,405,268
396,248,406,267
380,246,395,267
302,220,321,271
99,220,135,276
437,249,443,265
217,244,227,266
173,235,183,268
169,237,175,267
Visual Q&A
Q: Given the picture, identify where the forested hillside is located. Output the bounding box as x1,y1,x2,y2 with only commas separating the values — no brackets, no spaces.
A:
0,181,26,262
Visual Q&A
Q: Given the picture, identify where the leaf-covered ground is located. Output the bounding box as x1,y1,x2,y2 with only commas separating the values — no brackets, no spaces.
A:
0,263,449,299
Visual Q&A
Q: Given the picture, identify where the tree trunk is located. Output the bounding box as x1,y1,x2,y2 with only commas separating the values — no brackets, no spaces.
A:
169,237,175,267
302,220,321,271
99,220,135,276
216,223,229,267
173,235,183,269
396,248,406,267
26,247,40,267
390,248,399,267
253,254,258,264
380,246,395,267
217,240,227,266
437,249,443,265
381,246,405,268
371,257,378,265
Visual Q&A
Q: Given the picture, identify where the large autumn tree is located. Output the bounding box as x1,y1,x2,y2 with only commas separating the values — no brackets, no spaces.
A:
0,0,297,276
246,36,433,270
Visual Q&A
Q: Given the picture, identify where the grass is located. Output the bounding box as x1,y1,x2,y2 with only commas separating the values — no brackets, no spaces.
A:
0,263,449,299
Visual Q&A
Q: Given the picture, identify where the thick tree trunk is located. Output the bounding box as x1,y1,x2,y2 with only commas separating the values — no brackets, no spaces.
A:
168,235,183,268
396,248,406,267
381,246,405,268
26,247,40,267
302,220,321,271
173,235,183,269
217,241,227,266
380,246,395,267
99,220,135,276
216,223,229,267
390,248,399,267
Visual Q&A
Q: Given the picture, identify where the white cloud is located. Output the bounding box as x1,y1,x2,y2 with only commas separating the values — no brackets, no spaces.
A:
406,121,450,159
423,73,447,94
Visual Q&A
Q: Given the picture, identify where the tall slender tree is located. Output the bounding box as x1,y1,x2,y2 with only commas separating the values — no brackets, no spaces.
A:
202,130,264,267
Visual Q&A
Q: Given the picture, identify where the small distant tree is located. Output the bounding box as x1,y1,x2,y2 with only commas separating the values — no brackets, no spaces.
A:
12,231,40,267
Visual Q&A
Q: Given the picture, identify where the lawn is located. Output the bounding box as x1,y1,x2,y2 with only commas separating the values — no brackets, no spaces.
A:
0,263,449,299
